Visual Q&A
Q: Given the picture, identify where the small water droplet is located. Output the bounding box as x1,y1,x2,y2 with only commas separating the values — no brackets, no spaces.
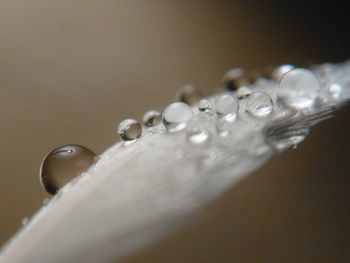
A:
216,117,231,137
40,144,96,195
22,217,29,227
198,98,211,112
176,84,205,106
265,114,310,152
186,114,211,145
237,86,252,100
278,68,320,110
223,68,248,91
118,119,142,141
163,102,194,132
43,198,50,205
245,92,273,117
142,110,162,127
213,94,238,121
327,83,342,101
271,64,295,81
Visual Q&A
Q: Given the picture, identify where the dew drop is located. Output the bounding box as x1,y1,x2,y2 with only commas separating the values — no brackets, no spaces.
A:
22,217,29,227
187,114,211,145
40,144,96,195
223,68,248,91
278,68,320,110
213,94,238,121
142,110,162,127
118,119,142,141
216,117,231,137
198,98,211,112
265,115,310,152
176,84,205,106
271,64,295,81
327,83,342,101
245,92,273,117
237,86,252,100
163,102,194,132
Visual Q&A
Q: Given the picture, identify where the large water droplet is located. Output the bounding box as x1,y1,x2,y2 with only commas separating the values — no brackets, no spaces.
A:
176,84,204,106
40,144,96,195
278,69,320,110
245,92,273,117
118,119,142,141
163,102,194,132
142,110,162,127
223,68,248,91
213,94,238,121
271,64,295,81
265,114,310,152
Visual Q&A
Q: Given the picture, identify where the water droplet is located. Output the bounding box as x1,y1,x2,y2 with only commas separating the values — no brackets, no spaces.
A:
237,86,252,100
213,94,238,121
271,64,295,81
265,114,310,152
142,110,162,127
40,145,96,195
43,198,50,205
118,119,142,141
223,68,248,91
216,117,231,137
186,114,211,145
327,83,342,101
176,84,205,106
163,102,194,132
22,217,29,227
245,92,273,117
278,68,320,110
248,69,262,83
198,98,211,112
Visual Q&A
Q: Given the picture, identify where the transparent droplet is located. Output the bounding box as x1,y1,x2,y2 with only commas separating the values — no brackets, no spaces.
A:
118,119,142,141
43,198,50,205
248,69,262,83
223,68,248,91
327,83,342,101
163,102,194,132
198,98,211,112
265,114,310,152
216,117,231,137
187,114,211,145
237,86,252,100
40,144,96,195
213,94,238,121
142,110,162,127
278,68,320,110
22,217,29,227
245,92,273,117
176,84,205,106
271,64,295,81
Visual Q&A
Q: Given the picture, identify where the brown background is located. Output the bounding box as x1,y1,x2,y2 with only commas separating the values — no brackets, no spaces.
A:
0,1,349,262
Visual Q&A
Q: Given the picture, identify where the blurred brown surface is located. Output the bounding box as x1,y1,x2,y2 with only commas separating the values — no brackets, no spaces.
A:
0,1,349,262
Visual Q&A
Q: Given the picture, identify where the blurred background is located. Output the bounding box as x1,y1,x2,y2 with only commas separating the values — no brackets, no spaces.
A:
0,1,349,262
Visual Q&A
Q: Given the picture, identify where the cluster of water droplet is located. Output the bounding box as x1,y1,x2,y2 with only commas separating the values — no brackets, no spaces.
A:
39,60,350,195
